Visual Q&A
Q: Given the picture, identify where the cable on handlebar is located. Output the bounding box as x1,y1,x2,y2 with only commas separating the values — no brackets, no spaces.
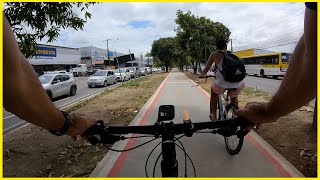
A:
145,141,162,177
174,143,196,177
146,135,185,177
175,137,187,177
124,135,155,139
103,137,158,152
153,152,162,177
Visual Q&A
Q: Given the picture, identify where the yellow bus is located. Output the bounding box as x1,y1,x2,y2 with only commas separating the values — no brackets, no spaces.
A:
241,52,290,79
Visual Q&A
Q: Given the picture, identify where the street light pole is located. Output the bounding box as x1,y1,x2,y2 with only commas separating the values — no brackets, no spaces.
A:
103,38,112,67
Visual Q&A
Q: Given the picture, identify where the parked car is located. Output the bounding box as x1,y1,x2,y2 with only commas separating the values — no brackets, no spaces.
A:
152,67,159,73
87,70,116,88
39,73,77,100
140,67,148,76
145,67,152,74
45,70,74,78
127,67,141,78
87,69,101,76
114,68,131,81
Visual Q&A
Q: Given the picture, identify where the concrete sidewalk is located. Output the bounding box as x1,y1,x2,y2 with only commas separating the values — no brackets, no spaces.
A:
90,69,303,177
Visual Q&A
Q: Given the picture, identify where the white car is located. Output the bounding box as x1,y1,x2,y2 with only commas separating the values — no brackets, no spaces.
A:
114,68,131,81
145,67,152,74
39,73,77,100
152,67,158,73
140,67,147,76
87,70,116,88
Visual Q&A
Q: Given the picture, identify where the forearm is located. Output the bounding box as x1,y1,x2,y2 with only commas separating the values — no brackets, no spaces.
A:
3,17,64,131
267,8,317,119
267,37,316,119
201,64,211,75
200,54,214,75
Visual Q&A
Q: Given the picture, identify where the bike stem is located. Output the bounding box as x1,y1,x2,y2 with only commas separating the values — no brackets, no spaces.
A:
161,121,178,177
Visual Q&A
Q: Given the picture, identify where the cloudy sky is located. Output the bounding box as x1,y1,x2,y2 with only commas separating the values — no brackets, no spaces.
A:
43,2,305,57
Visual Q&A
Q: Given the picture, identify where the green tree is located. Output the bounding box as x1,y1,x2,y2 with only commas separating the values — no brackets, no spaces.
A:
151,37,179,72
175,10,231,74
4,2,95,58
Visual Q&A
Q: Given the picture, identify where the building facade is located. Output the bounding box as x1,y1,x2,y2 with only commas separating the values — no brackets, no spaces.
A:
28,44,80,73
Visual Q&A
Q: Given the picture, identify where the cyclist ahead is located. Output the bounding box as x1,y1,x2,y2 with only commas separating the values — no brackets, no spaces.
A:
200,40,245,121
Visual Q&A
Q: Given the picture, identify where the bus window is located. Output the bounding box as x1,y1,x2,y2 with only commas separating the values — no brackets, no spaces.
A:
282,53,290,63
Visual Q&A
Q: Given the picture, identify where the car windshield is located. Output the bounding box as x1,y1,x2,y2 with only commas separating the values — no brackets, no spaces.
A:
93,71,107,76
127,67,135,71
114,69,126,73
39,75,54,84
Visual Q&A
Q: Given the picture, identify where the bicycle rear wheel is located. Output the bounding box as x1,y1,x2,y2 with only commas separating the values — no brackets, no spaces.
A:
224,103,244,155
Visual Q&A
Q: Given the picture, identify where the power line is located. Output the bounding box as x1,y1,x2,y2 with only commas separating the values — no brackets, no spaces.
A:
234,3,304,38
235,29,303,49
254,41,298,49
235,7,304,40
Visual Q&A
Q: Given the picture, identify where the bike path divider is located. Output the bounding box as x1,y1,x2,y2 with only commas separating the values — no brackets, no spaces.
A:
90,72,171,177
186,75,304,177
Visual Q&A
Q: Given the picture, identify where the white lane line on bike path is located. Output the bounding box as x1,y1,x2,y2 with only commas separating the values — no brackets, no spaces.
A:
187,76,303,177
90,72,171,177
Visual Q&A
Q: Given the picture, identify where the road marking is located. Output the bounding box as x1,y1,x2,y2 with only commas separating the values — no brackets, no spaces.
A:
3,115,15,119
3,121,29,135
166,82,190,84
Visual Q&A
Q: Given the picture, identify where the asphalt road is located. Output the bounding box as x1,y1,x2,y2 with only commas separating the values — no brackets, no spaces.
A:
244,75,315,107
3,76,120,134
91,69,303,177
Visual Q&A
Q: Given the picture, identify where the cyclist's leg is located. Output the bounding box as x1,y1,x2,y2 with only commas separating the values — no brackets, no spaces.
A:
231,96,238,107
229,83,245,107
210,87,218,120
211,83,225,120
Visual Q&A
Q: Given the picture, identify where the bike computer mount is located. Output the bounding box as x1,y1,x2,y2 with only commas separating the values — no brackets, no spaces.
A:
157,105,175,122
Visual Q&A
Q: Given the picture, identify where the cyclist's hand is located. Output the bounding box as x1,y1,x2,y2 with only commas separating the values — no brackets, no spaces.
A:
236,102,277,125
66,113,98,140
199,74,205,79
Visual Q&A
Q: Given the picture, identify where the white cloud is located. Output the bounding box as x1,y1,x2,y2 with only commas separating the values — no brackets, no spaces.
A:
41,2,305,56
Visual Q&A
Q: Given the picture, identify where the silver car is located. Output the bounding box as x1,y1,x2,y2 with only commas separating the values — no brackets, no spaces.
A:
127,67,141,78
39,74,77,100
87,70,116,88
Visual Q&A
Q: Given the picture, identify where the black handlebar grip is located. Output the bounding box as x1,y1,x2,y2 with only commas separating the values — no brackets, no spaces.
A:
83,120,105,137
82,120,106,145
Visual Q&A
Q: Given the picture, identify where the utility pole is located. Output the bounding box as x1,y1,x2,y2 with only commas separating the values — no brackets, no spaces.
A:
204,26,208,82
129,49,135,80
103,38,112,67
231,39,233,52
115,51,123,84
140,52,143,67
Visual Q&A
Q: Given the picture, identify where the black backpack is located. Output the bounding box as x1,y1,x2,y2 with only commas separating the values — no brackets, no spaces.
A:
215,51,246,82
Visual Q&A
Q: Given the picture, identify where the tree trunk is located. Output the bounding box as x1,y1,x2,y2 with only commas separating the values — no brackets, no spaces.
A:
193,61,198,74
166,66,169,72
312,99,317,132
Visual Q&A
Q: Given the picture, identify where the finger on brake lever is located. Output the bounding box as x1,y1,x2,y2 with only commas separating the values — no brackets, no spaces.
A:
83,120,106,145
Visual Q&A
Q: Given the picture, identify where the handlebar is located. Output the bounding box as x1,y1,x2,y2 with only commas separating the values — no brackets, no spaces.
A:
84,114,255,177
83,117,253,145
199,75,216,79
